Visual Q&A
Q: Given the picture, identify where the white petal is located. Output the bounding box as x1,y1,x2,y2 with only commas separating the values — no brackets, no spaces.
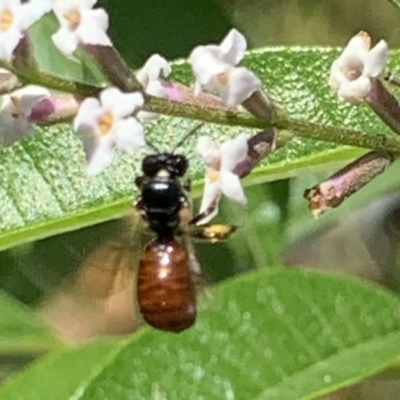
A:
196,136,221,169
81,0,97,8
0,96,32,146
77,8,112,46
114,117,145,153
337,75,371,103
86,135,114,176
193,81,202,96
336,33,369,70
136,54,171,87
84,6,109,31
219,171,247,205
15,86,50,116
189,46,227,86
346,33,370,52
136,80,164,120
73,97,101,131
328,59,349,90
137,110,158,122
0,28,22,61
146,80,167,98
220,67,261,107
53,0,80,13
14,85,50,97
197,179,222,224
219,28,247,65
0,0,20,8
18,0,51,30
220,133,248,171
363,40,389,77
100,88,143,118
53,0,97,18
99,87,121,109
52,28,79,56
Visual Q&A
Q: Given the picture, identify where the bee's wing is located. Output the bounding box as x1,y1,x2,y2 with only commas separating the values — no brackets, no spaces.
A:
38,211,145,342
71,209,143,299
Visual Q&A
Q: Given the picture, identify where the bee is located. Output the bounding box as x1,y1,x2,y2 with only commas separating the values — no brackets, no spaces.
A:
134,127,236,333
45,125,236,336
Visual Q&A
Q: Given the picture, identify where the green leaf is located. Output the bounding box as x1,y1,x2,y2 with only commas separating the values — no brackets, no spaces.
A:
2,268,400,400
388,0,400,10
0,338,119,400
0,47,397,250
28,15,108,87
0,290,62,355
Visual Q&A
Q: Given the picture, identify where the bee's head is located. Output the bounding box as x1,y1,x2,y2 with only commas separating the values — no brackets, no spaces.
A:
142,153,188,178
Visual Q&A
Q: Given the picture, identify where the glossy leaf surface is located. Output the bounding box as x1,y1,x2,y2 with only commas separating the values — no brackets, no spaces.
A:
2,269,400,400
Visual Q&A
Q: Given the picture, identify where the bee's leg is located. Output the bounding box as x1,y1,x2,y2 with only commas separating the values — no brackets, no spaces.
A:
183,178,191,192
189,199,218,225
189,223,237,242
135,175,145,189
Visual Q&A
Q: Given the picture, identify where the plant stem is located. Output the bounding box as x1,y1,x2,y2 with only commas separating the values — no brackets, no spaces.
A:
8,64,400,154
146,96,400,154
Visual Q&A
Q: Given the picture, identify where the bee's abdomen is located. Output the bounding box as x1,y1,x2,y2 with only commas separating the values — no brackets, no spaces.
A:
138,238,196,333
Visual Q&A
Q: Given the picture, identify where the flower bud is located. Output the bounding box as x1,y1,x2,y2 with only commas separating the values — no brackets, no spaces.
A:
304,151,392,217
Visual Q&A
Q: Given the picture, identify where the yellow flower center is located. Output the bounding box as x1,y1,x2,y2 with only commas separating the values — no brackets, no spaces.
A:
206,169,220,182
98,112,114,135
10,96,20,118
64,9,81,30
0,9,14,32
357,31,371,50
217,72,229,86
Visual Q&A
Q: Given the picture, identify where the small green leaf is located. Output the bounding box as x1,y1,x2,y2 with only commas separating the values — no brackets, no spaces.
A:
2,269,400,400
0,290,62,355
0,47,397,249
28,14,108,87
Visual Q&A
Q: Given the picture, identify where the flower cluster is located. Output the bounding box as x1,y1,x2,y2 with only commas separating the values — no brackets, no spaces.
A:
0,1,395,224
329,31,389,103
196,134,249,224
0,0,265,222
74,88,145,176
189,29,261,108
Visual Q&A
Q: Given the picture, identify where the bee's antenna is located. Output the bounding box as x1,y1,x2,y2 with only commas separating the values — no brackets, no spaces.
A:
145,140,160,154
171,123,204,153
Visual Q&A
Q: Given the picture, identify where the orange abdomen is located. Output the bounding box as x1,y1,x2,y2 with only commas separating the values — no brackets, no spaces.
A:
138,238,197,332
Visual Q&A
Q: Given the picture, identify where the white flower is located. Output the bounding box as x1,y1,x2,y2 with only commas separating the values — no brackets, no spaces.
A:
74,87,145,176
52,0,112,57
196,133,248,224
0,85,50,146
136,54,171,121
0,0,51,62
329,31,389,103
137,54,171,97
189,29,261,107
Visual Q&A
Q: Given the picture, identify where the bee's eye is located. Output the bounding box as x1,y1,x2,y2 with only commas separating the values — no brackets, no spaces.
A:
171,155,188,177
142,155,161,177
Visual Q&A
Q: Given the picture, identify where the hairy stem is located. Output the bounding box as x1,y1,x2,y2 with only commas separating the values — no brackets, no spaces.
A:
6,65,400,154
146,96,400,154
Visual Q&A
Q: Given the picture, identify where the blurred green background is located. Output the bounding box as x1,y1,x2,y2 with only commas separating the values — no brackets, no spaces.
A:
2,1,400,398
